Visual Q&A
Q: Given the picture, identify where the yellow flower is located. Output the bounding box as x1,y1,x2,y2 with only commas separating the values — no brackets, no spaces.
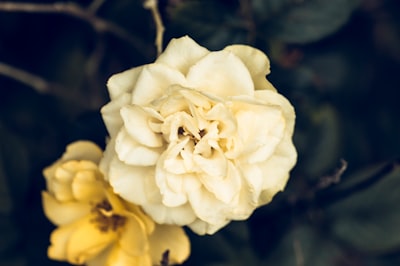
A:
42,141,190,266
100,36,297,235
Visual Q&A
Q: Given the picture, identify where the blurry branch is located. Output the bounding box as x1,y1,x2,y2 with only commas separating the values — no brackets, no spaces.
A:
88,0,106,14
0,61,96,110
0,62,53,94
144,0,165,56
316,159,347,190
0,1,150,57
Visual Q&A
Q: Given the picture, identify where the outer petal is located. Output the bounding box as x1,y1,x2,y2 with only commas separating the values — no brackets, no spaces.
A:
72,170,104,202
148,225,190,264
132,63,186,105
108,158,157,205
224,45,276,91
156,35,209,75
115,128,161,166
234,103,285,163
105,245,152,266
42,192,91,225
107,66,143,100
188,218,230,235
186,50,254,97
118,216,149,257
48,216,116,264
61,141,103,163
101,93,131,138
142,202,197,226
120,105,163,148
197,160,241,204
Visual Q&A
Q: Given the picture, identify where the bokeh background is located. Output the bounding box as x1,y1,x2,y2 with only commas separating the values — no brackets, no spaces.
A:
1,0,400,265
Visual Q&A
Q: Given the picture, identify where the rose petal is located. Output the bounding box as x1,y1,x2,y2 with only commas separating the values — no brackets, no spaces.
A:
107,66,143,100
72,170,104,202
120,105,163,148
142,202,197,226
224,45,276,91
108,158,155,205
188,218,230,235
148,225,190,264
197,160,241,204
101,93,131,137
104,245,152,266
186,50,254,97
42,192,91,225
234,103,285,163
61,141,103,163
187,187,227,225
118,216,149,257
156,35,209,75
132,63,186,105
115,128,161,166
65,216,117,264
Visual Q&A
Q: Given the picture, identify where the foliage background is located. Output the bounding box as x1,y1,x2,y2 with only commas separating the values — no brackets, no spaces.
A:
1,0,400,265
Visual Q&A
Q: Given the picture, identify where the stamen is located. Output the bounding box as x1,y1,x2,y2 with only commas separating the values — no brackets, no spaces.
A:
90,200,127,233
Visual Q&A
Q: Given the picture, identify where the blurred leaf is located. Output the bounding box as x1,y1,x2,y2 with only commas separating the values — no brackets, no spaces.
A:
168,1,246,49
259,0,360,43
327,161,400,253
182,222,260,266
262,224,342,265
0,121,30,209
302,104,342,179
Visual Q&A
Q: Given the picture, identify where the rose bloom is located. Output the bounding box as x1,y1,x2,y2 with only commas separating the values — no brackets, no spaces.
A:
100,36,297,235
42,141,190,265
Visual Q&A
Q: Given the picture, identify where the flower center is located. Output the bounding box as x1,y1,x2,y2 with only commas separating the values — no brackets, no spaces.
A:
91,200,127,233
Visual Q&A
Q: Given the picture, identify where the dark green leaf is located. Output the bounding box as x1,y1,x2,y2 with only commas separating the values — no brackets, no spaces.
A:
263,0,360,43
327,162,400,253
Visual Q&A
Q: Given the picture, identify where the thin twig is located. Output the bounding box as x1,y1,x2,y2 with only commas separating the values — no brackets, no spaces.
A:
0,62,51,93
316,159,348,190
0,2,150,56
144,0,165,56
88,0,106,14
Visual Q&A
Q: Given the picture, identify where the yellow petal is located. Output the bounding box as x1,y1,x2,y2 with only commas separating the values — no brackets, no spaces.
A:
72,170,104,202
156,35,209,75
132,63,186,105
108,158,155,205
197,160,241,204
107,66,143,100
42,191,91,225
186,50,254,97
118,216,149,257
65,215,118,264
120,105,163,148
148,225,191,264
61,141,103,164
115,128,161,166
142,202,197,226
224,45,276,91
105,244,152,266
101,92,131,138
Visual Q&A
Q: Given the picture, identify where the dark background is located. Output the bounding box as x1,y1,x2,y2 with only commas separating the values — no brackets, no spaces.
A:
1,0,400,265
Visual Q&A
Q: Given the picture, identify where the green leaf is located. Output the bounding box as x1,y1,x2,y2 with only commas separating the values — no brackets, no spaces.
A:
0,121,30,211
302,104,342,179
262,224,342,265
168,1,246,50
327,161,400,253
261,0,360,43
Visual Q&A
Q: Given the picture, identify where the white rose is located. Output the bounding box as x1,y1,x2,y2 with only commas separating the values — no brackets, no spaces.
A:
100,36,297,235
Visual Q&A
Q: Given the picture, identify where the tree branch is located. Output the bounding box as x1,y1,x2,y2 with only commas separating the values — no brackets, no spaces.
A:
0,1,150,57
144,0,165,56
